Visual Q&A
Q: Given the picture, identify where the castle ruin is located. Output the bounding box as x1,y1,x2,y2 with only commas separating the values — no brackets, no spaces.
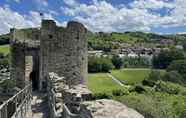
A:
2,20,144,118
10,20,87,91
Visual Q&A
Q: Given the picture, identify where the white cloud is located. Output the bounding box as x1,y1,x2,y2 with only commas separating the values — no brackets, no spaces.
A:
63,0,78,7
62,0,186,32
0,6,64,34
0,6,32,34
63,1,159,32
130,0,174,10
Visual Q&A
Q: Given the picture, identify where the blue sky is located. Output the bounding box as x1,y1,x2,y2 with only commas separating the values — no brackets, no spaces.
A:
0,0,186,34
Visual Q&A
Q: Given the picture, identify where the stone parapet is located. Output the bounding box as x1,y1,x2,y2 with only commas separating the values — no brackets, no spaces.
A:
47,72,92,118
47,72,64,118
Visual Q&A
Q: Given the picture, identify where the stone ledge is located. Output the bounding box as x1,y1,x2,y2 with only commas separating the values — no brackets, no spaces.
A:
80,99,144,118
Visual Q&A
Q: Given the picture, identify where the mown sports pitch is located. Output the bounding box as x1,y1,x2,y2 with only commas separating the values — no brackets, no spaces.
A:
87,69,165,93
111,69,165,85
87,73,123,94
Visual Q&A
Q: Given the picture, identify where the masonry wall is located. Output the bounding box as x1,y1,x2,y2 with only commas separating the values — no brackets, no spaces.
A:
10,28,40,89
40,20,87,88
10,42,26,88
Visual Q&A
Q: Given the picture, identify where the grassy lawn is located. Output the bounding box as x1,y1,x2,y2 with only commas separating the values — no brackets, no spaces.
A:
0,44,10,56
111,69,165,85
87,73,123,94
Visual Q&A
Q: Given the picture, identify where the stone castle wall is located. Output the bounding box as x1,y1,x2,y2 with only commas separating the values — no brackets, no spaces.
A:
40,20,87,88
10,20,87,89
10,28,40,88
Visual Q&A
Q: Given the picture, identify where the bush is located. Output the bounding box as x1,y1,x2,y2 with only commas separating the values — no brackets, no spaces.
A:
154,81,186,95
112,89,129,96
134,85,146,93
167,60,186,80
162,71,185,85
142,79,156,87
88,57,113,73
129,85,146,94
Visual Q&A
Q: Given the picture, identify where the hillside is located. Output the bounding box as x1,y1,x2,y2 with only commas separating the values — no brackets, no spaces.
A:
88,31,186,50
0,31,185,50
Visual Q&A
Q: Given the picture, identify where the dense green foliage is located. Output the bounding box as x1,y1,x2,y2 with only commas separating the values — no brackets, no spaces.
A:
167,60,186,80
0,34,9,45
123,57,151,68
111,55,123,69
114,92,186,118
147,70,163,81
88,32,186,50
88,57,114,72
152,49,185,69
162,71,185,85
183,40,186,51
155,81,186,95
147,70,185,85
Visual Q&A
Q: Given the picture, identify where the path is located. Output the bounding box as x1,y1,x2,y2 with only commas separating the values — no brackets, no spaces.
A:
107,73,124,87
31,92,49,118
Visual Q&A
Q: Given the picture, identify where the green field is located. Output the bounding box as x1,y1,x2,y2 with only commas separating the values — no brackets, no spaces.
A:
87,69,165,93
111,69,165,85
0,45,10,55
87,73,123,94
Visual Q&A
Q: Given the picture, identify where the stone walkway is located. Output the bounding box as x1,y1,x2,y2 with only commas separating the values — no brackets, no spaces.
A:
31,92,49,118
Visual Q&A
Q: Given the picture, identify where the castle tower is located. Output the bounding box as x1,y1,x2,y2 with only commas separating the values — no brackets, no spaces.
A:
40,20,88,88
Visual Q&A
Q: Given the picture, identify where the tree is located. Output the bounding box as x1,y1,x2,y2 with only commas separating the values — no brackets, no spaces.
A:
183,40,186,52
112,55,123,69
162,71,184,85
101,58,114,72
152,49,185,69
167,60,186,80
88,57,102,72
88,57,114,73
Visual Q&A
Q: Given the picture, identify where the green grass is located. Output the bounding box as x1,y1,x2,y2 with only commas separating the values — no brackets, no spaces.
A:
111,69,165,85
0,44,10,55
87,73,123,94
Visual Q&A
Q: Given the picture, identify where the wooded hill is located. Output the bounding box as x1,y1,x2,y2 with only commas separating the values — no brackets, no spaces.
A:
0,31,186,47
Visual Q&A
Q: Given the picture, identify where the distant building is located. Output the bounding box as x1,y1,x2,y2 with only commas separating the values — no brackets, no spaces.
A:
88,50,103,57
176,45,183,50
